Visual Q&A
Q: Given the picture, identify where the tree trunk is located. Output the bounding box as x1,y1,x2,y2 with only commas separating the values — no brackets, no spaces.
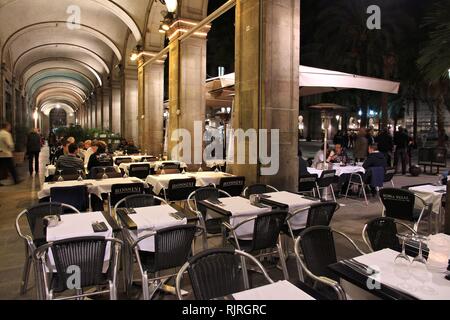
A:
437,95,446,147
380,93,388,129
413,96,418,146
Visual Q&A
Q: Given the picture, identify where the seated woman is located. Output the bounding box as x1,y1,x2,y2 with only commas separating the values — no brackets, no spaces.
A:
298,148,309,176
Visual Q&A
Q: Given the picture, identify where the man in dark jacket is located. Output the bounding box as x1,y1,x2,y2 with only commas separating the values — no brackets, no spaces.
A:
26,128,42,175
394,127,409,175
363,143,387,170
376,128,393,167
363,143,387,195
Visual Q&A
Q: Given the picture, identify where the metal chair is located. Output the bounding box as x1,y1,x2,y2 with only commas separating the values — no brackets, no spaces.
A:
362,217,417,252
379,188,432,233
316,170,336,201
242,184,279,198
129,225,198,300
141,156,158,162
284,202,339,280
157,162,182,174
114,194,168,211
34,237,122,300
108,183,145,215
129,163,151,179
94,171,124,179
15,203,81,296
187,187,232,249
298,174,319,197
294,226,365,300
223,210,289,287
90,166,118,179
175,248,274,300
218,176,246,197
115,157,132,165
162,178,197,202
345,167,385,205
384,167,396,187
50,185,91,212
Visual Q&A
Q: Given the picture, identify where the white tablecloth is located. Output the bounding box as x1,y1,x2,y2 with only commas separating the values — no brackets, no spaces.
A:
39,177,145,199
232,280,315,300
308,165,365,177
187,172,233,187
409,185,446,214
263,191,319,229
45,165,56,178
46,212,113,272
211,197,272,240
354,249,450,300
205,160,227,168
145,174,193,195
113,155,148,163
127,205,187,252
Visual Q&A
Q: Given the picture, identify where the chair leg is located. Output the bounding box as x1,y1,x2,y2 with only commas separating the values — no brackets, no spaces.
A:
109,281,117,300
361,183,368,206
277,241,289,281
20,248,31,295
345,180,351,199
330,185,336,202
142,272,150,300
240,255,250,290
391,180,395,188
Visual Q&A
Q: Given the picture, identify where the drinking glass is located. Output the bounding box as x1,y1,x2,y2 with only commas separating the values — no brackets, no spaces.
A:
57,170,64,182
77,170,84,182
123,170,128,179
101,168,108,180
411,236,435,295
393,233,414,291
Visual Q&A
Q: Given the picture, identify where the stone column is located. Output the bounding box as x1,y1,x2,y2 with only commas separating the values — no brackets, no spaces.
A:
111,80,121,134
231,0,300,191
102,86,110,130
123,68,138,142
167,19,210,169
137,54,166,156
96,88,103,129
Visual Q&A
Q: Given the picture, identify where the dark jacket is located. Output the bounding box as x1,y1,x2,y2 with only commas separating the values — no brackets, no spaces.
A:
87,152,113,171
363,152,387,170
26,132,41,153
376,132,393,153
394,131,409,149
299,157,309,176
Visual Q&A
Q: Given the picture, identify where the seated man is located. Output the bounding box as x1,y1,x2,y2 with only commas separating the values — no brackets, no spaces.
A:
87,141,113,171
327,144,348,164
124,139,139,155
362,143,387,195
56,143,84,172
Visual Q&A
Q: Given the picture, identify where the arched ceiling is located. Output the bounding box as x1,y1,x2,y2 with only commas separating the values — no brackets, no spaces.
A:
0,0,208,115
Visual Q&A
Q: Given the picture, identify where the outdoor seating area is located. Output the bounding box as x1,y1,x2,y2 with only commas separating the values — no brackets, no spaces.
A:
0,0,450,309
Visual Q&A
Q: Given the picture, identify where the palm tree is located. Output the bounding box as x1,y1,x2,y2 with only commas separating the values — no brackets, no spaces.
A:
306,0,414,127
417,0,450,146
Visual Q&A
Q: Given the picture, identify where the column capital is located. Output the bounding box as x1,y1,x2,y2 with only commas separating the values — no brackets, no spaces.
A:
167,18,211,42
137,51,167,67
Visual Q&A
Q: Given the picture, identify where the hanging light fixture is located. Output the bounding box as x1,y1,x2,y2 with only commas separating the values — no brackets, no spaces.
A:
157,0,178,33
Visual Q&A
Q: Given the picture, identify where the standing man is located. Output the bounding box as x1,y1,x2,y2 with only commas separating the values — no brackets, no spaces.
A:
376,128,393,167
26,128,41,175
394,127,409,175
0,122,20,184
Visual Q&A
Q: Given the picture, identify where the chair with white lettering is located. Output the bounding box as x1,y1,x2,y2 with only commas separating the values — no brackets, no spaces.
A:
379,188,432,233
108,183,145,215
175,248,274,300
242,184,279,198
162,178,197,203
115,157,133,166
218,176,246,197
128,163,151,179
33,237,122,300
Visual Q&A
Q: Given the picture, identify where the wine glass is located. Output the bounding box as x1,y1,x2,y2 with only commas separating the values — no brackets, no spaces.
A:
57,170,64,182
393,233,414,291
123,169,128,179
198,166,203,172
409,236,435,295
101,168,108,180
181,167,186,174
145,149,148,156
77,170,84,182
159,154,163,161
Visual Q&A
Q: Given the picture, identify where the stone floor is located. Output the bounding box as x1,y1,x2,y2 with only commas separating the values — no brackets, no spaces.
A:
0,147,444,300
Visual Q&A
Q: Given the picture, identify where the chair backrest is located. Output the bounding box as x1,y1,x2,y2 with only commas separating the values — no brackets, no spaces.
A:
219,176,246,196
122,194,160,208
190,187,220,213
185,248,245,300
50,186,89,212
90,166,117,179
96,154,114,167
150,225,197,272
299,226,338,281
141,156,158,162
53,174,83,182
317,170,336,188
41,237,114,291
129,163,151,179
367,167,385,188
166,178,197,201
243,184,278,198
115,157,132,165
94,172,123,179
160,162,181,170
365,217,401,252
306,202,337,228
384,167,396,183
379,188,416,221
110,183,144,206
25,203,64,234
298,174,318,192
250,210,287,251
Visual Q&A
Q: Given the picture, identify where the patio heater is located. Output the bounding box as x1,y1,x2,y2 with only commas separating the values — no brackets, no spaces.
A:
308,103,348,169
217,107,232,160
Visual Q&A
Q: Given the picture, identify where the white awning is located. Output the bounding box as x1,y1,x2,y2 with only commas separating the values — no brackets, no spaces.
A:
206,65,400,102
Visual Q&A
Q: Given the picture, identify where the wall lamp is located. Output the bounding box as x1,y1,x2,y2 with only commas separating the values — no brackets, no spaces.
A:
157,0,178,33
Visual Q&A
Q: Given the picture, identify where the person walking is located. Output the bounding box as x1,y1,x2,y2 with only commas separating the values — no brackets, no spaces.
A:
394,127,409,175
354,128,368,162
376,128,393,167
26,128,41,175
0,122,20,184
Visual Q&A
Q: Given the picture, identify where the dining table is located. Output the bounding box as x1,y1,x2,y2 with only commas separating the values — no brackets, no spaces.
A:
308,163,365,177
117,160,188,175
